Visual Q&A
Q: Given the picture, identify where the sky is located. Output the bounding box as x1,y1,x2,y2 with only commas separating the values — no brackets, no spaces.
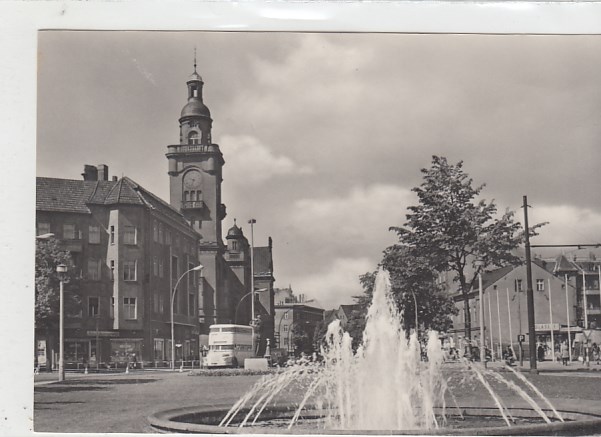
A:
36,31,601,310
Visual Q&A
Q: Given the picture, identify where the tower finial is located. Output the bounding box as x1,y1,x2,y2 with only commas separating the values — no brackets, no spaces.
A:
234,218,237,226
193,47,197,73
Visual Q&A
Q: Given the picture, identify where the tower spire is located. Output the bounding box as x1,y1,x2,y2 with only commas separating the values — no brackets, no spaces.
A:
193,47,197,74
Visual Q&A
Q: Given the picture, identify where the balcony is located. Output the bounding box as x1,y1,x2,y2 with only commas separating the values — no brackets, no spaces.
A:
166,144,219,154
181,200,205,210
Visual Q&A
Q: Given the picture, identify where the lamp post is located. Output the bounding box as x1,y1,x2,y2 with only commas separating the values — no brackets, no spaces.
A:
171,264,203,370
475,259,486,367
56,263,67,382
234,288,267,324
248,218,256,354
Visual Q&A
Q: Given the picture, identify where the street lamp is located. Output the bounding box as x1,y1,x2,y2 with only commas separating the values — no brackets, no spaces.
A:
248,218,257,353
171,264,203,370
56,263,67,382
234,288,268,324
475,259,486,367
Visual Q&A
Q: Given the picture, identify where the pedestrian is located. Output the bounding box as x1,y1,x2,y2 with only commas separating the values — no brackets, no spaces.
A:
537,343,545,362
560,341,569,366
592,343,600,365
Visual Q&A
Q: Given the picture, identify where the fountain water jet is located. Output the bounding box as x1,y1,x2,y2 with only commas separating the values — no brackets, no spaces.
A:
148,268,601,435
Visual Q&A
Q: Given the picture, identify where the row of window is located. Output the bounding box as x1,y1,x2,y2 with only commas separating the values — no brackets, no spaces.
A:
38,222,195,252
37,222,137,245
152,289,196,317
81,296,137,320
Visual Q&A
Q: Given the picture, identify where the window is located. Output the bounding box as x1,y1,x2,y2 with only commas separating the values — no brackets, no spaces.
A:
37,222,50,236
123,226,137,245
283,325,289,332
536,279,545,291
153,290,159,314
87,258,101,281
154,338,164,361
232,240,238,251
123,297,137,320
110,226,115,244
189,293,195,317
110,260,115,280
284,312,289,319
165,230,171,245
110,297,115,318
159,294,165,314
63,223,77,240
153,257,159,276
515,279,523,292
159,258,164,278
153,221,158,242
123,260,137,281
89,225,101,244
188,131,199,145
88,297,99,317
158,223,163,244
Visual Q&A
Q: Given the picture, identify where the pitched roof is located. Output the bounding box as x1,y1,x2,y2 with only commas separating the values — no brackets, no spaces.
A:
480,265,517,290
339,304,361,319
37,176,193,232
253,246,273,276
36,177,111,213
553,254,580,274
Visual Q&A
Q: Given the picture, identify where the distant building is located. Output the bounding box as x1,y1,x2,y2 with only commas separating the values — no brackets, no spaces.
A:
448,252,601,360
35,63,276,367
274,287,323,355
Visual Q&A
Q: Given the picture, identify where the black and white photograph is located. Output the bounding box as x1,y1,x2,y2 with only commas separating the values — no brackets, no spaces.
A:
3,2,601,436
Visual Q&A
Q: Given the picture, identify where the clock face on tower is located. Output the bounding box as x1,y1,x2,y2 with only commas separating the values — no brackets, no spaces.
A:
183,170,202,190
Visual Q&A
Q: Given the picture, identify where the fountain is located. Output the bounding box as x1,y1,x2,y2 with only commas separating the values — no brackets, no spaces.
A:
149,269,601,435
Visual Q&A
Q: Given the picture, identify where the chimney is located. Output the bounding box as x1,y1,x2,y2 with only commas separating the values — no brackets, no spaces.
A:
82,165,98,181
97,164,109,181
112,176,118,181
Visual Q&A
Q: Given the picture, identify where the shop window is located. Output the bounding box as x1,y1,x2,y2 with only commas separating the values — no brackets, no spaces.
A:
123,260,137,281
88,296,99,317
89,225,101,244
123,226,137,245
154,339,165,361
37,222,50,236
123,297,137,320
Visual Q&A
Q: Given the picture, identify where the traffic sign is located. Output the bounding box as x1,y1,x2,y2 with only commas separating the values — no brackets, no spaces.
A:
517,334,525,343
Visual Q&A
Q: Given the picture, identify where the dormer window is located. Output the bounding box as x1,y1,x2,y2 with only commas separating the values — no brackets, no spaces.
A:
188,131,199,145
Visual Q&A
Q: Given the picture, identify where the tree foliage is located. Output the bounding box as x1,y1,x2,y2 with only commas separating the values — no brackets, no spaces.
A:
35,238,81,329
389,156,543,339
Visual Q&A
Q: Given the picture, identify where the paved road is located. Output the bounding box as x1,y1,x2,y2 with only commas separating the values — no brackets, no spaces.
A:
34,367,601,433
34,370,261,433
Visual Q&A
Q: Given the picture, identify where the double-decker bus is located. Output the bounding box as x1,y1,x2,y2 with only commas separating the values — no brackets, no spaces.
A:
205,324,254,368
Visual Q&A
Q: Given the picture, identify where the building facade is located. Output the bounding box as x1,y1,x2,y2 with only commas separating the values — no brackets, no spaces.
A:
448,253,601,360
35,64,276,368
274,288,324,355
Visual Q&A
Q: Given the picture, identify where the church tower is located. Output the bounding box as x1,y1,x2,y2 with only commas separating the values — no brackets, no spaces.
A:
166,60,226,242
166,60,226,326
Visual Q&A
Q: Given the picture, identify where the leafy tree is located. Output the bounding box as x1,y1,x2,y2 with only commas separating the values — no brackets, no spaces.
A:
390,156,542,340
292,323,312,355
35,238,81,330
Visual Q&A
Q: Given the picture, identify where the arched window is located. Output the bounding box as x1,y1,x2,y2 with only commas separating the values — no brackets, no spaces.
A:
188,131,199,145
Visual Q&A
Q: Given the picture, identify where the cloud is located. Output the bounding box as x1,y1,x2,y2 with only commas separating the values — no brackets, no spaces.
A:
220,134,313,185
288,184,415,249
526,204,601,245
289,257,374,310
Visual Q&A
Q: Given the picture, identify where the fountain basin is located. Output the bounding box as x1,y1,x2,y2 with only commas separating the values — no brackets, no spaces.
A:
148,404,601,435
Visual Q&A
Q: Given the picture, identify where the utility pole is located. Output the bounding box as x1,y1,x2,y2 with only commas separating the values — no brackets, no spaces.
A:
523,195,537,372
